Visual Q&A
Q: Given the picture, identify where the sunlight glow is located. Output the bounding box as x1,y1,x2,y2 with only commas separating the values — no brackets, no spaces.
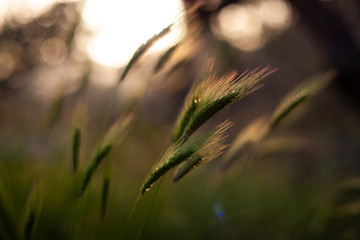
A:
0,0,185,68
81,0,185,67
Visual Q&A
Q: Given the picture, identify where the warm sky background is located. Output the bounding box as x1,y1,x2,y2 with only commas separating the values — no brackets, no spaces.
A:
0,0,291,67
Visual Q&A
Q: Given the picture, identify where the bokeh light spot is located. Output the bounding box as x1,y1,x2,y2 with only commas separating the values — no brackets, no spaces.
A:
213,4,264,51
259,0,292,30
40,37,68,65
81,0,185,67
0,51,16,79
211,0,292,52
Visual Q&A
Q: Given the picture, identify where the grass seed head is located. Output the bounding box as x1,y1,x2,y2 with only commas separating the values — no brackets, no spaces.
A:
120,24,173,82
173,120,232,181
142,120,232,194
140,141,197,194
270,70,335,129
172,60,275,142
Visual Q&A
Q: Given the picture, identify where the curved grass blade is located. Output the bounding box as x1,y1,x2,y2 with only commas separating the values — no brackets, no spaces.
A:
80,114,132,196
270,70,336,129
172,120,231,182
80,144,113,197
120,24,173,82
173,63,275,142
101,163,111,220
71,103,88,174
271,94,307,129
22,180,44,240
71,126,81,174
0,177,18,240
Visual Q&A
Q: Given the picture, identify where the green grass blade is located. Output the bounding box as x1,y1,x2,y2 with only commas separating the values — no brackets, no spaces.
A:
101,168,110,220
136,178,163,240
80,144,113,197
71,126,81,174
120,24,173,81
119,195,140,240
0,178,18,240
21,180,43,240
271,95,307,129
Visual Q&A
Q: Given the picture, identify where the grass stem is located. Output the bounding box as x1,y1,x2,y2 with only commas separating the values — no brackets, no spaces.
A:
119,195,140,240
136,177,164,240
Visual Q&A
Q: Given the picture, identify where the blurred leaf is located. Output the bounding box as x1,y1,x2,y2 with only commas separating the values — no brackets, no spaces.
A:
71,126,81,174
101,163,111,220
80,144,112,197
154,43,179,73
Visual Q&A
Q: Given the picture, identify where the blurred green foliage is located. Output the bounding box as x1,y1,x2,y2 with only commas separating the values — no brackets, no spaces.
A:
1,1,360,240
